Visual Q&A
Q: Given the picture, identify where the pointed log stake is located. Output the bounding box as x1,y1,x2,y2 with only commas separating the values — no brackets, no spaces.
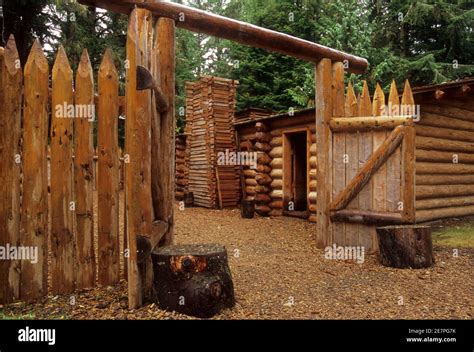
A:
357,81,374,251
51,45,75,295
125,8,154,309
98,48,120,285
75,49,96,289
77,0,368,74
0,36,22,303
136,65,169,113
386,80,402,214
152,17,176,247
20,40,49,302
401,80,416,223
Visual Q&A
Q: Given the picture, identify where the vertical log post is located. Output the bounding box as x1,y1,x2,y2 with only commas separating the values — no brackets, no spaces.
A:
386,81,402,217
0,36,22,303
74,49,96,289
98,48,120,286
401,80,416,223
20,40,49,301
331,62,345,245
51,46,75,295
125,8,153,309
315,58,333,248
152,17,176,246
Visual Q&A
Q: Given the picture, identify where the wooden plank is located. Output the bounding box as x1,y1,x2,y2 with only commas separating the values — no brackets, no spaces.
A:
74,49,96,289
401,80,416,223
332,62,345,246
51,46,75,294
386,81,401,213
20,40,49,301
98,48,120,286
330,125,405,212
344,83,359,247
0,37,22,303
315,58,333,248
125,8,153,309
357,81,373,251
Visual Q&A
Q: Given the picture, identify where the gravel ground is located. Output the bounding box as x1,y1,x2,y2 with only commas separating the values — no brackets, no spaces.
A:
1,203,472,320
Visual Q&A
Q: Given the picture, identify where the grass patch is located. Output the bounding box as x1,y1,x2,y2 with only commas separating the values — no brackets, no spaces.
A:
0,311,36,320
432,223,474,248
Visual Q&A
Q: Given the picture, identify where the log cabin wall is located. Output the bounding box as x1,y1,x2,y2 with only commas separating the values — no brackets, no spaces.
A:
234,109,317,222
413,79,474,223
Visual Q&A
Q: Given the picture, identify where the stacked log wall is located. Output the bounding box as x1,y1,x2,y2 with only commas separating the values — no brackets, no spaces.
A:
415,96,474,222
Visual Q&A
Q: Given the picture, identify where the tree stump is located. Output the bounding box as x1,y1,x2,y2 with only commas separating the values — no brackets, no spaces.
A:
151,244,235,318
184,191,194,207
376,225,434,268
241,199,255,219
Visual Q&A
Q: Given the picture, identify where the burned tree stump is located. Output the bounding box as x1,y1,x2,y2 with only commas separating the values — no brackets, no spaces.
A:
151,244,234,318
376,225,434,269
184,191,194,207
241,199,255,219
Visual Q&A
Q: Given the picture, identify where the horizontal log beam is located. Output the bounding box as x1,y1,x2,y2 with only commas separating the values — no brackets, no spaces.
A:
419,112,474,131
78,0,368,73
415,149,474,164
421,104,474,123
330,125,405,211
416,196,474,210
416,162,474,174
330,115,412,132
416,174,474,185
416,136,474,154
416,205,474,223
416,184,474,200
331,210,404,225
416,125,474,143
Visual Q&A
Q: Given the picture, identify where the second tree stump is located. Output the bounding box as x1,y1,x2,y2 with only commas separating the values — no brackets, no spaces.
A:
151,244,234,318
376,225,434,268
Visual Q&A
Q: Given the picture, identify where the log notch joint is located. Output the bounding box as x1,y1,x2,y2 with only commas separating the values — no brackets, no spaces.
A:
254,122,272,216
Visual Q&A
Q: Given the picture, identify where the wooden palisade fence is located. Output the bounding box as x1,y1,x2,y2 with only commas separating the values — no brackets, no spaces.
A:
0,36,124,304
0,8,175,308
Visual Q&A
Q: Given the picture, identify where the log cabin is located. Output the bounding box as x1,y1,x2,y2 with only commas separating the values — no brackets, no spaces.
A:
231,77,474,224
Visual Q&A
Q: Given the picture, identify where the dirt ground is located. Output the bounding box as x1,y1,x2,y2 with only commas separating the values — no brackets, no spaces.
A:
1,203,473,320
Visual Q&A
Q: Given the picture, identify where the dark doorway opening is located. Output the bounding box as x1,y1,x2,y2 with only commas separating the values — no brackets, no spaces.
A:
283,131,308,218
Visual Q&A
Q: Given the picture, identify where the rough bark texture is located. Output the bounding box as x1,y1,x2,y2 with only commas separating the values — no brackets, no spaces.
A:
376,225,434,268
152,244,235,318
241,200,255,219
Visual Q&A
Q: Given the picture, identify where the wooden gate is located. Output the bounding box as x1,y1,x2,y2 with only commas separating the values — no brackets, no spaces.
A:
316,60,416,253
